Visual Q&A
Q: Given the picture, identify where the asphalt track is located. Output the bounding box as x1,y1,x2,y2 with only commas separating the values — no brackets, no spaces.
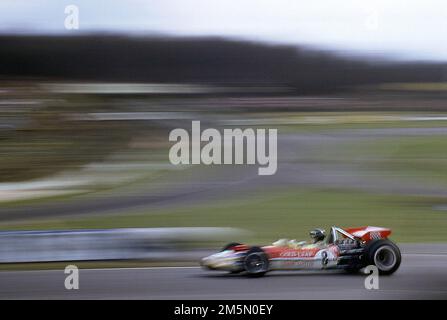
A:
0,250,446,299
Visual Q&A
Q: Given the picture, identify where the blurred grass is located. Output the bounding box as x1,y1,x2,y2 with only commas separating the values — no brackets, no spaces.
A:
279,120,447,132
344,135,447,184
256,111,447,132
2,188,446,243
0,112,132,182
0,88,170,182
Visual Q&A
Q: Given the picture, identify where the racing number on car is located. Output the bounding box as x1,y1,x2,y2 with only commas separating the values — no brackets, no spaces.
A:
321,251,328,267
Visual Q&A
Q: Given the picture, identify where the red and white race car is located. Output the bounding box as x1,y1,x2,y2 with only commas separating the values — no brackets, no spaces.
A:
201,226,401,277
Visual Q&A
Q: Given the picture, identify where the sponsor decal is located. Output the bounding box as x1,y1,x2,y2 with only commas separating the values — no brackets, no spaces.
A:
279,250,317,258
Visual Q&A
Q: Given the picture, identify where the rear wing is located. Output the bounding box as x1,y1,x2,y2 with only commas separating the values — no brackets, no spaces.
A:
343,226,392,242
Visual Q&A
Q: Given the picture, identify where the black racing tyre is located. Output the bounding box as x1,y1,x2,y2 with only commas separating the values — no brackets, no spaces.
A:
221,242,242,252
364,239,401,275
243,247,269,277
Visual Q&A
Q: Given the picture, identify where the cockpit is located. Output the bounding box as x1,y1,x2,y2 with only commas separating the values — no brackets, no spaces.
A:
272,226,358,248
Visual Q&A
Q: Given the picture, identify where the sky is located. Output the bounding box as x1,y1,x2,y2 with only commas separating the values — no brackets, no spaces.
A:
1,0,447,61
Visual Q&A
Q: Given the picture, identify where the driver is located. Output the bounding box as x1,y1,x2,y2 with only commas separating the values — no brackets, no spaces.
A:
310,228,326,244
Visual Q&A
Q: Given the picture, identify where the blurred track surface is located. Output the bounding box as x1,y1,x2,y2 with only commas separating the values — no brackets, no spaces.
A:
1,247,446,299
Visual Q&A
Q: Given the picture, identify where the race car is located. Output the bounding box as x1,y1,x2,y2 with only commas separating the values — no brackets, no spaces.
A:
201,226,401,277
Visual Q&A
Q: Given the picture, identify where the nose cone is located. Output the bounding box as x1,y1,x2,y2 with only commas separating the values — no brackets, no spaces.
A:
200,255,216,270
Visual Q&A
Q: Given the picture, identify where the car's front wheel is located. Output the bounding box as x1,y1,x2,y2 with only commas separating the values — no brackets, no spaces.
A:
244,247,269,277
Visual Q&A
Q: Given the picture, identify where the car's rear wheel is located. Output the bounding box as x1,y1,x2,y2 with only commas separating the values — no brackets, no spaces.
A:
244,247,269,277
364,239,401,275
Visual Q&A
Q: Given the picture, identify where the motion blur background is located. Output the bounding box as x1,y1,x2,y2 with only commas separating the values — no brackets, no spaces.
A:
1,0,447,267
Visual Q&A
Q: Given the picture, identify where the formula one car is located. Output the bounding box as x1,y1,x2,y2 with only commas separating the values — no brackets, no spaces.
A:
201,226,401,277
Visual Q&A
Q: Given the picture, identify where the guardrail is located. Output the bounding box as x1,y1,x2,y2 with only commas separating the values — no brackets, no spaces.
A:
0,227,247,263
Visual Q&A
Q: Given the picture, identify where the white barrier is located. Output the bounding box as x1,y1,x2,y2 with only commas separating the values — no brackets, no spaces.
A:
0,227,246,263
